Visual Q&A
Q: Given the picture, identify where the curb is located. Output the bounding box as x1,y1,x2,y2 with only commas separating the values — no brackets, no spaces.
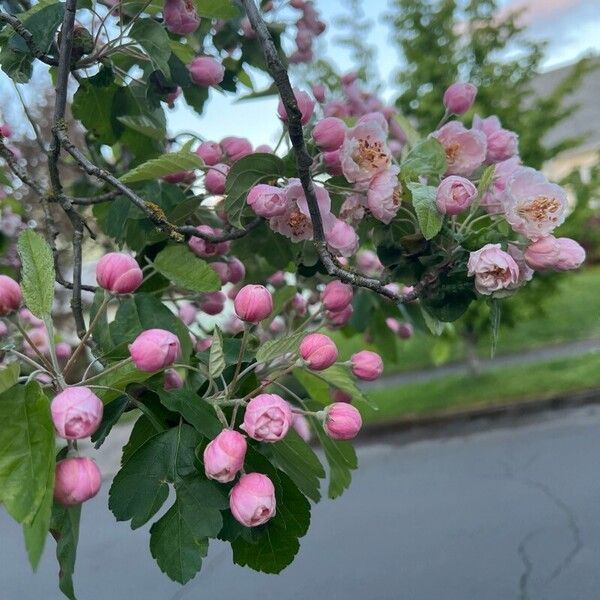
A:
359,387,600,442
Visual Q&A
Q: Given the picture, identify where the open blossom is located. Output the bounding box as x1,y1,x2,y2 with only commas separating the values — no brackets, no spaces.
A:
230,473,276,527
325,217,359,257
339,194,365,227
473,115,519,163
367,165,401,224
242,394,292,441
435,176,477,216
524,236,585,271
340,120,391,184
203,429,247,483
247,184,287,218
163,0,200,35
270,179,331,242
443,82,477,115
277,88,315,125
357,250,383,275
480,157,523,214
504,168,567,240
431,121,486,176
467,244,520,296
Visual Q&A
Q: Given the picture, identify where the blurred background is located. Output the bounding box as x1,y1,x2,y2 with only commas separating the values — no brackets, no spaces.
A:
2,0,600,598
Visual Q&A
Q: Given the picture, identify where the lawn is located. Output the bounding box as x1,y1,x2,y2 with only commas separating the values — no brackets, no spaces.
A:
362,351,600,424
335,267,600,374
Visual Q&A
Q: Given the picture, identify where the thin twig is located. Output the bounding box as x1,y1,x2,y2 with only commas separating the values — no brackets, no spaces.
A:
0,139,45,195
0,12,59,65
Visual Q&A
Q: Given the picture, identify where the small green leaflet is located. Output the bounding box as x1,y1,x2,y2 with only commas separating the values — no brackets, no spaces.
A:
255,330,304,364
208,326,225,380
407,182,443,240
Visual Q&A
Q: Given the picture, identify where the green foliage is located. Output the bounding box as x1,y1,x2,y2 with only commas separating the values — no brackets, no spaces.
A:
255,330,304,364
208,326,225,380
408,182,443,240
120,144,204,183
153,245,220,292
400,138,447,180
16,229,55,318
50,502,81,600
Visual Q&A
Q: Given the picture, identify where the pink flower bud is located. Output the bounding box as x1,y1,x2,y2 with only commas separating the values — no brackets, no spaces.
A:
19,308,43,327
436,176,477,216
291,293,307,315
277,88,315,125
312,83,326,103
164,368,184,390
524,235,586,272
326,304,353,327
55,342,72,360
229,472,276,527
331,388,352,403
351,350,383,381
54,457,102,506
267,271,286,286
196,336,213,352
227,257,245,284
234,284,272,322
255,144,273,153
51,387,103,440
96,252,143,294
397,322,414,339
0,275,22,315
204,163,229,195
325,218,359,258
199,291,226,315
269,315,285,334
240,16,255,38
187,224,230,257
210,261,230,285
321,280,353,312
203,429,247,483
178,302,197,325
221,136,253,162
195,141,222,165
323,402,362,440
0,124,12,138
322,149,343,176
299,333,338,370
165,87,181,108
443,82,477,115
23,326,49,357
247,184,287,218
129,328,181,372
163,0,200,34
188,56,224,87
242,393,292,441
356,250,383,274
313,117,346,151
292,414,311,442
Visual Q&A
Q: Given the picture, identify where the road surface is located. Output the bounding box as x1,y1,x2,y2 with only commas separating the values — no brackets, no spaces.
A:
2,405,600,599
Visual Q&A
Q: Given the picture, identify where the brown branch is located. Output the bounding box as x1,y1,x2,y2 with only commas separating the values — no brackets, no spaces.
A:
68,190,122,205
0,12,59,66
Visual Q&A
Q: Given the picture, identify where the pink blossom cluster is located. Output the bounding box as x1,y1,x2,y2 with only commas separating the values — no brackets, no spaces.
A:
287,0,326,64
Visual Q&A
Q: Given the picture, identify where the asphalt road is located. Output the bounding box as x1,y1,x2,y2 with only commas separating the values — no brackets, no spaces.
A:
3,405,600,600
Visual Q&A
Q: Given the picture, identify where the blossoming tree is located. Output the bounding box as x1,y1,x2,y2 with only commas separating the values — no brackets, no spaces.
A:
0,0,586,597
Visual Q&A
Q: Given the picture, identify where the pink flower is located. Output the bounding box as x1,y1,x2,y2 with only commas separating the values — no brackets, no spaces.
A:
269,315,285,334
242,393,292,441
54,457,102,506
188,224,230,257
234,284,272,322
480,157,523,214
324,403,362,440
292,293,307,315
178,302,197,325
0,124,12,138
267,271,286,286
504,168,567,240
0,275,21,315
210,261,230,285
19,308,43,327
351,350,383,381
96,252,143,294
230,472,276,527
312,83,326,103
188,56,224,87
357,111,389,136
467,243,520,296
339,194,365,227
220,137,253,162
313,117,346,151
340,120,391,184
55,342,72,360
203,429,247,483
322,280,353,312
255,144,273,153
247,184,287,218
367,165,402,224
431,122,487,176
277,88,315,125
163,0,200,34
524,236,585,271
204,163,229,195
325,217,359,257
299,333,338,370
195,141,222,165
199,291,226,315
292,414,311,442
196,337,213,352
51,386,103,440
129,329,181,371
473,115,518,163
0,321,8,337
327,304,353,327
324,100,351,119
163,368,184,390
322,149,343,176
436,176,477,216
507,244,534,286
23,326,49,357
227,257,245,284
443,82,477,115
356,250,383,275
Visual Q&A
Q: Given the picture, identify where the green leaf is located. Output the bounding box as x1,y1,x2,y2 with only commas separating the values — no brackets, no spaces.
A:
266,285,297,324
296,365,369,405
400,138,447,180
408,182,443,240
194,0,240,18
109,425,200,529
149,476,227,583
421,306,445,336
89,289,114,355
224,153,285,228
117,115,166,140
478,164,496,196
0,381,54,524
157,388,221,439
255,330,303,364
50,502,81,600
9,1,65,55
129,19,171,77
153,245,220,293
0,46,33,83
91,396,130,449
16,229,55,318
208,326,225,380
120,145,204,184
0,362,20,393
267,430,325,502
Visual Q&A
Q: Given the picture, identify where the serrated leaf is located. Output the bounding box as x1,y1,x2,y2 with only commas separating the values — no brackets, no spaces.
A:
400,138,447,180
17,229,55,318
224,153,285,228
129,18,171,77
209,326,225,380
50,502,81,600
194,0,240,18
157,388,221,439
408,182,443,240
153,245,220,293
255,330,304,364
120,146,204,183
0,381,54,525
117,115,166,140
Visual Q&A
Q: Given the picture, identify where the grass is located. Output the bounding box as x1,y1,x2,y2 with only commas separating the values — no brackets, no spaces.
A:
363,351,600,424
335,267,600,374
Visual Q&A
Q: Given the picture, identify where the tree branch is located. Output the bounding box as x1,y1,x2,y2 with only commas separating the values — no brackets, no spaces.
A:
0,12,59,66
0,138,45,195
